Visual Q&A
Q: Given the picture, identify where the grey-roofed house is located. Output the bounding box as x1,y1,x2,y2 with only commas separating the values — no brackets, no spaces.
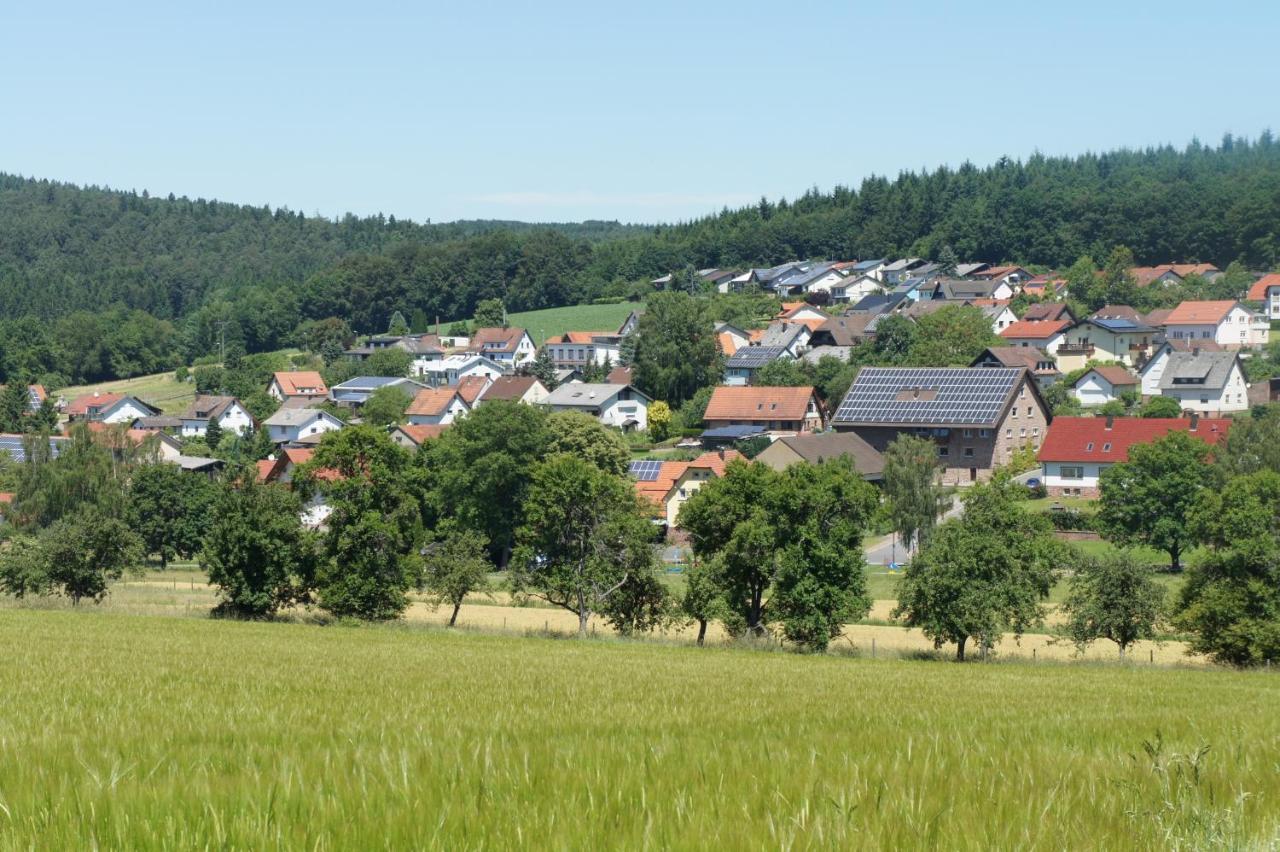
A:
809,314,877,347
179,395,254,439
971,346,1062,386
1139,348,1249,414
930,278,1009,301
850,292,908,314
329,376,426,407
882,258,930,286
263,407,346,445
954,262,991,277
758,321,810,356
832,366,1049,485
724,345,789,386
754,432,885,481
546,383,651,431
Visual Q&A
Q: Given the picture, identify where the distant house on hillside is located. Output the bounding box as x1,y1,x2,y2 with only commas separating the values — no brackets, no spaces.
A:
263,407,345,446
478,376,549,406
417,354,507,386
1163,300,1264,349
546,383,650,431
755,432,884,481
179,395,254,438
329,377,425,407
267,371,328,402
64,393,159,424
998,319,1071,356
1073,366,1139,406
466,327,536,367
406,387,469,426
544,331,623,369
971,347,1061,386
703,386,823,435
631,450,744,529
1246,273,1280,320
1138,347,1249,414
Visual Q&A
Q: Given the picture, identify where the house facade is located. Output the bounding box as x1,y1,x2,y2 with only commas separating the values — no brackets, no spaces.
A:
406,388,470,426
179,396,254,438
1163,301,1262,349
466,327,536,367
1246,274,1280,320
1073,366,1138,407
832,367,1049,486
65,393,159,425
998,320,1071,357
543,332,622,369
263,408,345,445
267,371,328,402
546,383,650,431
1038,415,1230,497
703,386,824,434
1139,348,1249,414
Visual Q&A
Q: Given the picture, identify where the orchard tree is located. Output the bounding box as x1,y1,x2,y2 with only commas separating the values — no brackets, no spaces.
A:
1096,430,1214,572
302,427,424,620
1175,470,1280,665
546,410,629,475
202,478,317,618
893,477,1063,660
881,435,948,554
41,509,145,605
1060,551,1167,659
681,557,727,646
128,463,216,567
0,535,49,599
420,523,492,627
513,454,658,636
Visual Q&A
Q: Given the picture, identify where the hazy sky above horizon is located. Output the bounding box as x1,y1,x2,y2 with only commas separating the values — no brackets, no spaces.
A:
4,1,1277,224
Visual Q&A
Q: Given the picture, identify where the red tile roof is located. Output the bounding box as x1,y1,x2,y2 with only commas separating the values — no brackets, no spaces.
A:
1038,416,1230,463
634,451,744,505
272,371,328,396
481,376,542,402
704,386,817,423
546,331,611,345
1246,273,1280,302
1164,300,1237,325
1078,366,1138,388
606,365,633,384
255,459,276,482
394,424,448,446
406,387,465,418
65,392,124,417
717,332,740,356
1024,303,1071,321
999,319,1071,340
455,376,490,406
468,327,528,353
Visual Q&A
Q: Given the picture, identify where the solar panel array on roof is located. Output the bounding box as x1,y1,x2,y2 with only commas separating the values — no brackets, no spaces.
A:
726,346,786,368
628,460,663,481
833,367,1023,426
1093,318,1140,331
0,435,66,464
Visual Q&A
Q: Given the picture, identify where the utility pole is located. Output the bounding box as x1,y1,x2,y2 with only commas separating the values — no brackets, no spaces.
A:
215,321,229,364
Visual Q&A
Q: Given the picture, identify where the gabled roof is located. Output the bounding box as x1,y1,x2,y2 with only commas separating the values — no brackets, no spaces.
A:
1164,300,1239,325
833,367,1033,428
65,392,124,417
725,345,788,369
1246,273,1280,302
467,327,530,353
717,332,741,356
263,407,340,427
1076,366,1138,388
1038,416,1229,463
1142,308,1174,327
1156,350,1242,391
972,265,1029,280
630,450,744,505
391,424,449,447
704,386,817,422
272,371,328,396
999,319,1071,340
545,331,619,345
851,258,887,272
455,375,491,405
812,314,876,345
1023,303,1074,322
406,387,467,418
767,432,884,477
972,346,1059,375
547,383,650,407
606,365,633,384
758,321,810,349
181,395,242,422
331,376,423,392
481,375,544,402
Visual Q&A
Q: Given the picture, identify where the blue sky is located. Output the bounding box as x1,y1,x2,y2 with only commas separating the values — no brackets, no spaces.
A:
3,1,1276,224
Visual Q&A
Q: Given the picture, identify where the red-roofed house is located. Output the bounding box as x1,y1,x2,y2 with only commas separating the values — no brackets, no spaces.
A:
543,331,623,369
633,449,745,529
1038,415,1230,496
775,303,829,324
1246,273,1280,320
258,447,340,527
406,387,469,426
1163,300,1261,349
466,327,536,366
703,386,823,434
65,392,160,424
1073,366,1139,407
268,371,328,401
998,319,1072,355
389,423,449,450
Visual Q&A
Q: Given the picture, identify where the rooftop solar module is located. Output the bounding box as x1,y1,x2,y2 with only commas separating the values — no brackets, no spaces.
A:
628,459,664,482
726,346,787,368
1093,318,1141,331
833,367,1023,427
0,435,67,463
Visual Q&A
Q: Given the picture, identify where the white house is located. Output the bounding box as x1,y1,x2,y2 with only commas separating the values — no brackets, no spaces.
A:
1038,415,1231,497
267,371,328,402
1163,300,1261,349
65,393,159,424
829,273,882,304
997,319,1072,356
406,387,470,426
1247,274,1280,320
418,354,508,386
1139,348,1250,414
466,327,537,367
263,408,345,445
477,376,550,406
1072,366,1139,407
546,383,651,431
179,395,254,438
543,332,622,369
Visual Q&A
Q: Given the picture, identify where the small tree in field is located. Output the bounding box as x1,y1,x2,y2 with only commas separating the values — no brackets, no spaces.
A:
0,535,49,599
680,557,727,646
882,435,948,554
41,510,144,604
421,523,492,627
1060,551,1167,659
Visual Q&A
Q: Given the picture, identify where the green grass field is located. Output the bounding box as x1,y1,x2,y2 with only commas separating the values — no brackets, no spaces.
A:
480,302,641,345
57,370,195,414
0,609,1276,849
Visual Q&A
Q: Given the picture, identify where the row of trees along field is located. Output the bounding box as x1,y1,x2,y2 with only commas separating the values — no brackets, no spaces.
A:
1,134,1278,385
2,403,1279,663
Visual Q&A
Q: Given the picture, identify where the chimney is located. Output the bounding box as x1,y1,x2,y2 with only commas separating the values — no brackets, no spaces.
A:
1105,415,1114,430
718,447,726,461
1189,413,1199,432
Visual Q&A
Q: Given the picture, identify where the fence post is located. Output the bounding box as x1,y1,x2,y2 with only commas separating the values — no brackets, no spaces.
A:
1033,647,1036,662
871,638,876,659
1150,649,1154,664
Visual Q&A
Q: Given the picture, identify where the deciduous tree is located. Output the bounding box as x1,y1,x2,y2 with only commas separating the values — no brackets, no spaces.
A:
1060,551,1167,659
128,463,216,568
41,509,145,605
420,522,492,627
881,435,948,554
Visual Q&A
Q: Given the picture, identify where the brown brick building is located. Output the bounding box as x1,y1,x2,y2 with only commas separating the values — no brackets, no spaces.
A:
831,367,1049,486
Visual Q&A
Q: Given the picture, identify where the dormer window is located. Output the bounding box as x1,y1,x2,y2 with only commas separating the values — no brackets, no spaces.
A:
1085,442,1094,452
1102,443,1112,452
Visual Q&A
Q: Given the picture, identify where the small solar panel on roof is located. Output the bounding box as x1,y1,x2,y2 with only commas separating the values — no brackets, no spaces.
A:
628,460,663,482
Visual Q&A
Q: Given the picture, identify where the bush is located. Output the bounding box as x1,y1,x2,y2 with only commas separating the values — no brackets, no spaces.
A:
1025,483,1048,500
1048,508,1096,531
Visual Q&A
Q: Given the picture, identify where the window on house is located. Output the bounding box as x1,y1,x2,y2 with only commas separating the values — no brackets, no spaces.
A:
1060,466,1084,479
963,447,974,458
1005,428,1012,439
1200,396,1209,405
1020,428,1027,438
1085,442,1094,451
963,428,973,438
1102,442,1111,452
938,447,949,457
979,429,990,438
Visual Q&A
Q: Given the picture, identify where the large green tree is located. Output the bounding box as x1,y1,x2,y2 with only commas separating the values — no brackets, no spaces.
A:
631,292,722,406
1060,550,1167,659
1096,431,1214,572
881,435,948,554
128,463,217,568
40,509,145,605
420,522,492,627
546,410,629,475
513,454,658,636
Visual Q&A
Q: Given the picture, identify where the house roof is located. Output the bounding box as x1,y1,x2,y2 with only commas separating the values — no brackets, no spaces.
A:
180,395,241,422
704,386,816,422
1156,350,1242,391
406,387,466,418
263,407,337,427
973,265,1027,280
1077,366,1138,388
999,319,1071,340
630,450,745,505
272,371,328,396
1246,273,1280,302
725,346,788,369
1164,300,1238,325
1023,303,1073,322
455,375,491,405
812,314,876,345
606,365,633,384
972,347,1059,374
1143,308,1174,327
64,392,124,417
547,383,649,407
468,327,529,354
481,375,543,402
546,331,615,345
331,376,421,392
759,322,809,349
767,432,884,477
717,332,741,355
132,415,182,430
1037,416,1229,463
392,423,448,447
833,367,1031,427
1130,266,1182,287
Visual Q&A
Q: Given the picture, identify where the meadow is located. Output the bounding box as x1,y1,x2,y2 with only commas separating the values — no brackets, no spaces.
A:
485,301,641,345
0,609,1276,849
56,371,195,415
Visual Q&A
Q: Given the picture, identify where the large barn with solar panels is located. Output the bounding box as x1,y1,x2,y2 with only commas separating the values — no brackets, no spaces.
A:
831,366,1049,486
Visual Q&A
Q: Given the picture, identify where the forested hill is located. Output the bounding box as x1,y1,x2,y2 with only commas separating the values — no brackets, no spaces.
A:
0,134,1277,386
0,172,643,320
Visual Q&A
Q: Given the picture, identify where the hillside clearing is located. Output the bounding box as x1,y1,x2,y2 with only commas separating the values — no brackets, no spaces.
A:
0,609,1275,849
467,301,640,345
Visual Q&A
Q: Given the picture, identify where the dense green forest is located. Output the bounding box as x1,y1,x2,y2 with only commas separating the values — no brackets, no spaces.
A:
0,133,1277,386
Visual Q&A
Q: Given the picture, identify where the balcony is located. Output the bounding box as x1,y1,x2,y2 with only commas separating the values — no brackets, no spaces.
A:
1057,342,1095,356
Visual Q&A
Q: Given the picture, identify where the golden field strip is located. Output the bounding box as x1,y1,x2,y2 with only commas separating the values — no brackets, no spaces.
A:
0,609,1276,849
